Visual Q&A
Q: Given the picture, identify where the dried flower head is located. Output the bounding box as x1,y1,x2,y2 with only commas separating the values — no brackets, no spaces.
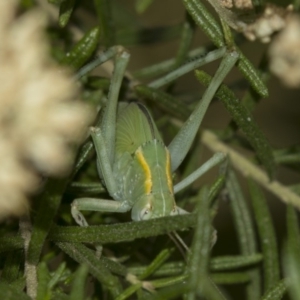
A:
269,14,300,88
220,0,253,10
208,0,293,43
0,1,93,219
243,4,293,43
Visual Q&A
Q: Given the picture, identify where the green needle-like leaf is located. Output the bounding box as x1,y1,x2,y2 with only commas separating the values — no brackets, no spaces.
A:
226,170,261,300
1,250,23,284
115,283,143,300
187,187,226,300
69,265,89,300
261,280,287,300
57,242,123,298
63,27,101,70
210,254,263,271
188,188,213,288
248,179,280,293
36,262,51,300
93,0,114,46
0,235,23,253
49,214,196,243
129,261,185,277
135,0,154,13
59,0,76,28
145,282,191,300
211,272,250,284
0,281,31,300
183,0,224,47
285,205,300,300
139,248,174,280
286,205,300,254
28,179,68,266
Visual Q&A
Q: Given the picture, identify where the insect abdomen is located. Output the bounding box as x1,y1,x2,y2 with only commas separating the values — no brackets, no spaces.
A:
124,140,174,204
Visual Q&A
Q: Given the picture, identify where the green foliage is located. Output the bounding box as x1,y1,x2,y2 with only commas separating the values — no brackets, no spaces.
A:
2,0,300,299
59,0,77,28
62,27,101,69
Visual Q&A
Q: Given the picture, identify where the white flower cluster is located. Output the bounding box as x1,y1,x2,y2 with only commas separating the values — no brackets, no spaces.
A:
210,0,293,43
220,0,253,10
0,1,93,219
269,14,300,88
243,4,293,43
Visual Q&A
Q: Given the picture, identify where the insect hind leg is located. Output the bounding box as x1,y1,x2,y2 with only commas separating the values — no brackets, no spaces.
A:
168,50,239,172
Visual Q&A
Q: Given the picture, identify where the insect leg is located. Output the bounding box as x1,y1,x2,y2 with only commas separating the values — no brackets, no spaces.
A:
71,198,131,227
148,47,226,88
174,152,226,194
100,48,130,165
71,197,131,258
90,127,119,199
75,46,126,79
168,50,239,172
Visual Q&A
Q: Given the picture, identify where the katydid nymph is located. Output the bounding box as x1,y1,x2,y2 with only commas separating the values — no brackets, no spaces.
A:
71,47,239,226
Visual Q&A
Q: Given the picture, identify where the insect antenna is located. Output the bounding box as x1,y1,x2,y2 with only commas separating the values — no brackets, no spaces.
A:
168,231,190,261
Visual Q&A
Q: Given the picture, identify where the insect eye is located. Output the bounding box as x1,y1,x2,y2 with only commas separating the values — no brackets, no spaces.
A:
140,207,152,220
131,200,152,221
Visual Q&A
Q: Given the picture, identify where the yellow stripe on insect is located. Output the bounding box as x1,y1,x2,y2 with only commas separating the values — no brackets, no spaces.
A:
165,148,173,194
135,147,152,195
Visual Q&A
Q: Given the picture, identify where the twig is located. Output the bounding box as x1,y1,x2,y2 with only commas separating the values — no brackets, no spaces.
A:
19,215,37,299
202,130,300,210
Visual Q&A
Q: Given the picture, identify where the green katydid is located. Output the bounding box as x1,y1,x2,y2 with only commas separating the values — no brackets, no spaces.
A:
71,47,239,226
